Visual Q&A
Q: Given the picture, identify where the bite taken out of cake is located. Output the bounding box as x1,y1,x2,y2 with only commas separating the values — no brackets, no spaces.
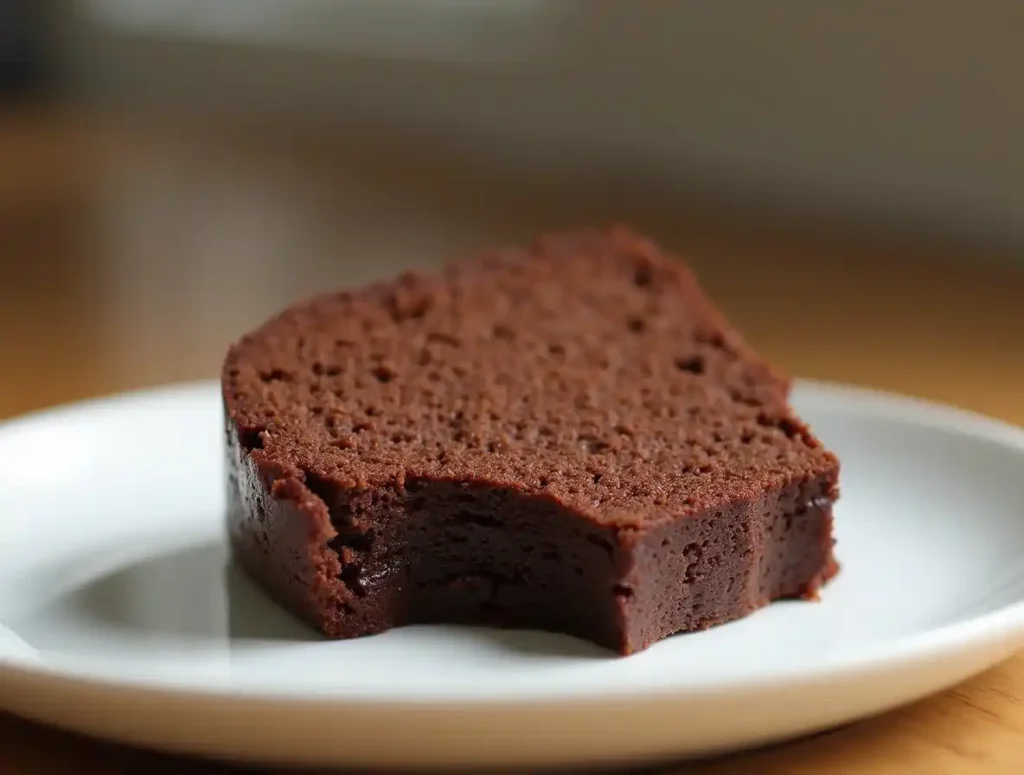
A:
222,226,839,655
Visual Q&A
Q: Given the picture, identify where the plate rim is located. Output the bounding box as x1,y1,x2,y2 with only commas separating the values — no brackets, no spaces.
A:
2,378,1024,708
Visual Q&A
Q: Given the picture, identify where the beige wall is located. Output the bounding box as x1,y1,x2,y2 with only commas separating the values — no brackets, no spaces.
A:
64,1,1024,248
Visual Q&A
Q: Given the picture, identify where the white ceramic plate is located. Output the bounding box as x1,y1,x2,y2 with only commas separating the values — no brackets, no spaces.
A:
1,380,1024,770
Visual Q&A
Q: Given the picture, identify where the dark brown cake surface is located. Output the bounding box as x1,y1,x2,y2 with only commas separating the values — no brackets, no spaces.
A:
222,226,839,654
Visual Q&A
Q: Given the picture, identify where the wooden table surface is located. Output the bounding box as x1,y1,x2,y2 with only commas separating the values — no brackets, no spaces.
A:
3,107,1024,773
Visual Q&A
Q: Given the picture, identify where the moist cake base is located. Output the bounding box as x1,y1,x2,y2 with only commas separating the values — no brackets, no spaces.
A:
226,424,836,655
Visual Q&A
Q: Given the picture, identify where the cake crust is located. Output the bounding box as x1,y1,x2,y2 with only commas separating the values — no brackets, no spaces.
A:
222,227,839,654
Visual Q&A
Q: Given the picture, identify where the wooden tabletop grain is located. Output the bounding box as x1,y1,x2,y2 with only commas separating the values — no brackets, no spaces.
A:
3,106,1024,774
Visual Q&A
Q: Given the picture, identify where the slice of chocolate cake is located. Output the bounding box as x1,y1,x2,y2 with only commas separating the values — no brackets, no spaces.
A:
222,226,839,655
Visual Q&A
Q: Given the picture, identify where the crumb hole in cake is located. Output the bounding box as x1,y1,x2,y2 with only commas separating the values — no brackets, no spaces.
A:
427,331,460,347
303,471,337,510
312,362,342,377
683,543,702,583
778,418,801,439
340,528,375,553
591,472,602,485
633,264,652,287
626,316,646,333
340,564,367,596
388,295,432,323
458,505,501,528
492,323,515,341
675,356,705,375
580,435,612,455
372,365,397,383
237,426,265,452
259,368,291,383
697,331,726,349
730,388,761,407
757,412,804,441
586,533,614,559
612,583,635,598
548,343,565,356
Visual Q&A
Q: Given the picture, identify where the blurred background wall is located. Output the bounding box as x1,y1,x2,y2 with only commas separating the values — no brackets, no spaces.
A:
38,0,1024,252
2,0,1023,421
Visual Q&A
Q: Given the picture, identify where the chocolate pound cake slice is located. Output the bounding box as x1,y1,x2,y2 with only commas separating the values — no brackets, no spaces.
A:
222,227,839,655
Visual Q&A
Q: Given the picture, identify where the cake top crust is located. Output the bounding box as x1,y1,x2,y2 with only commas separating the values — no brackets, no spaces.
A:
223,226,838,526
